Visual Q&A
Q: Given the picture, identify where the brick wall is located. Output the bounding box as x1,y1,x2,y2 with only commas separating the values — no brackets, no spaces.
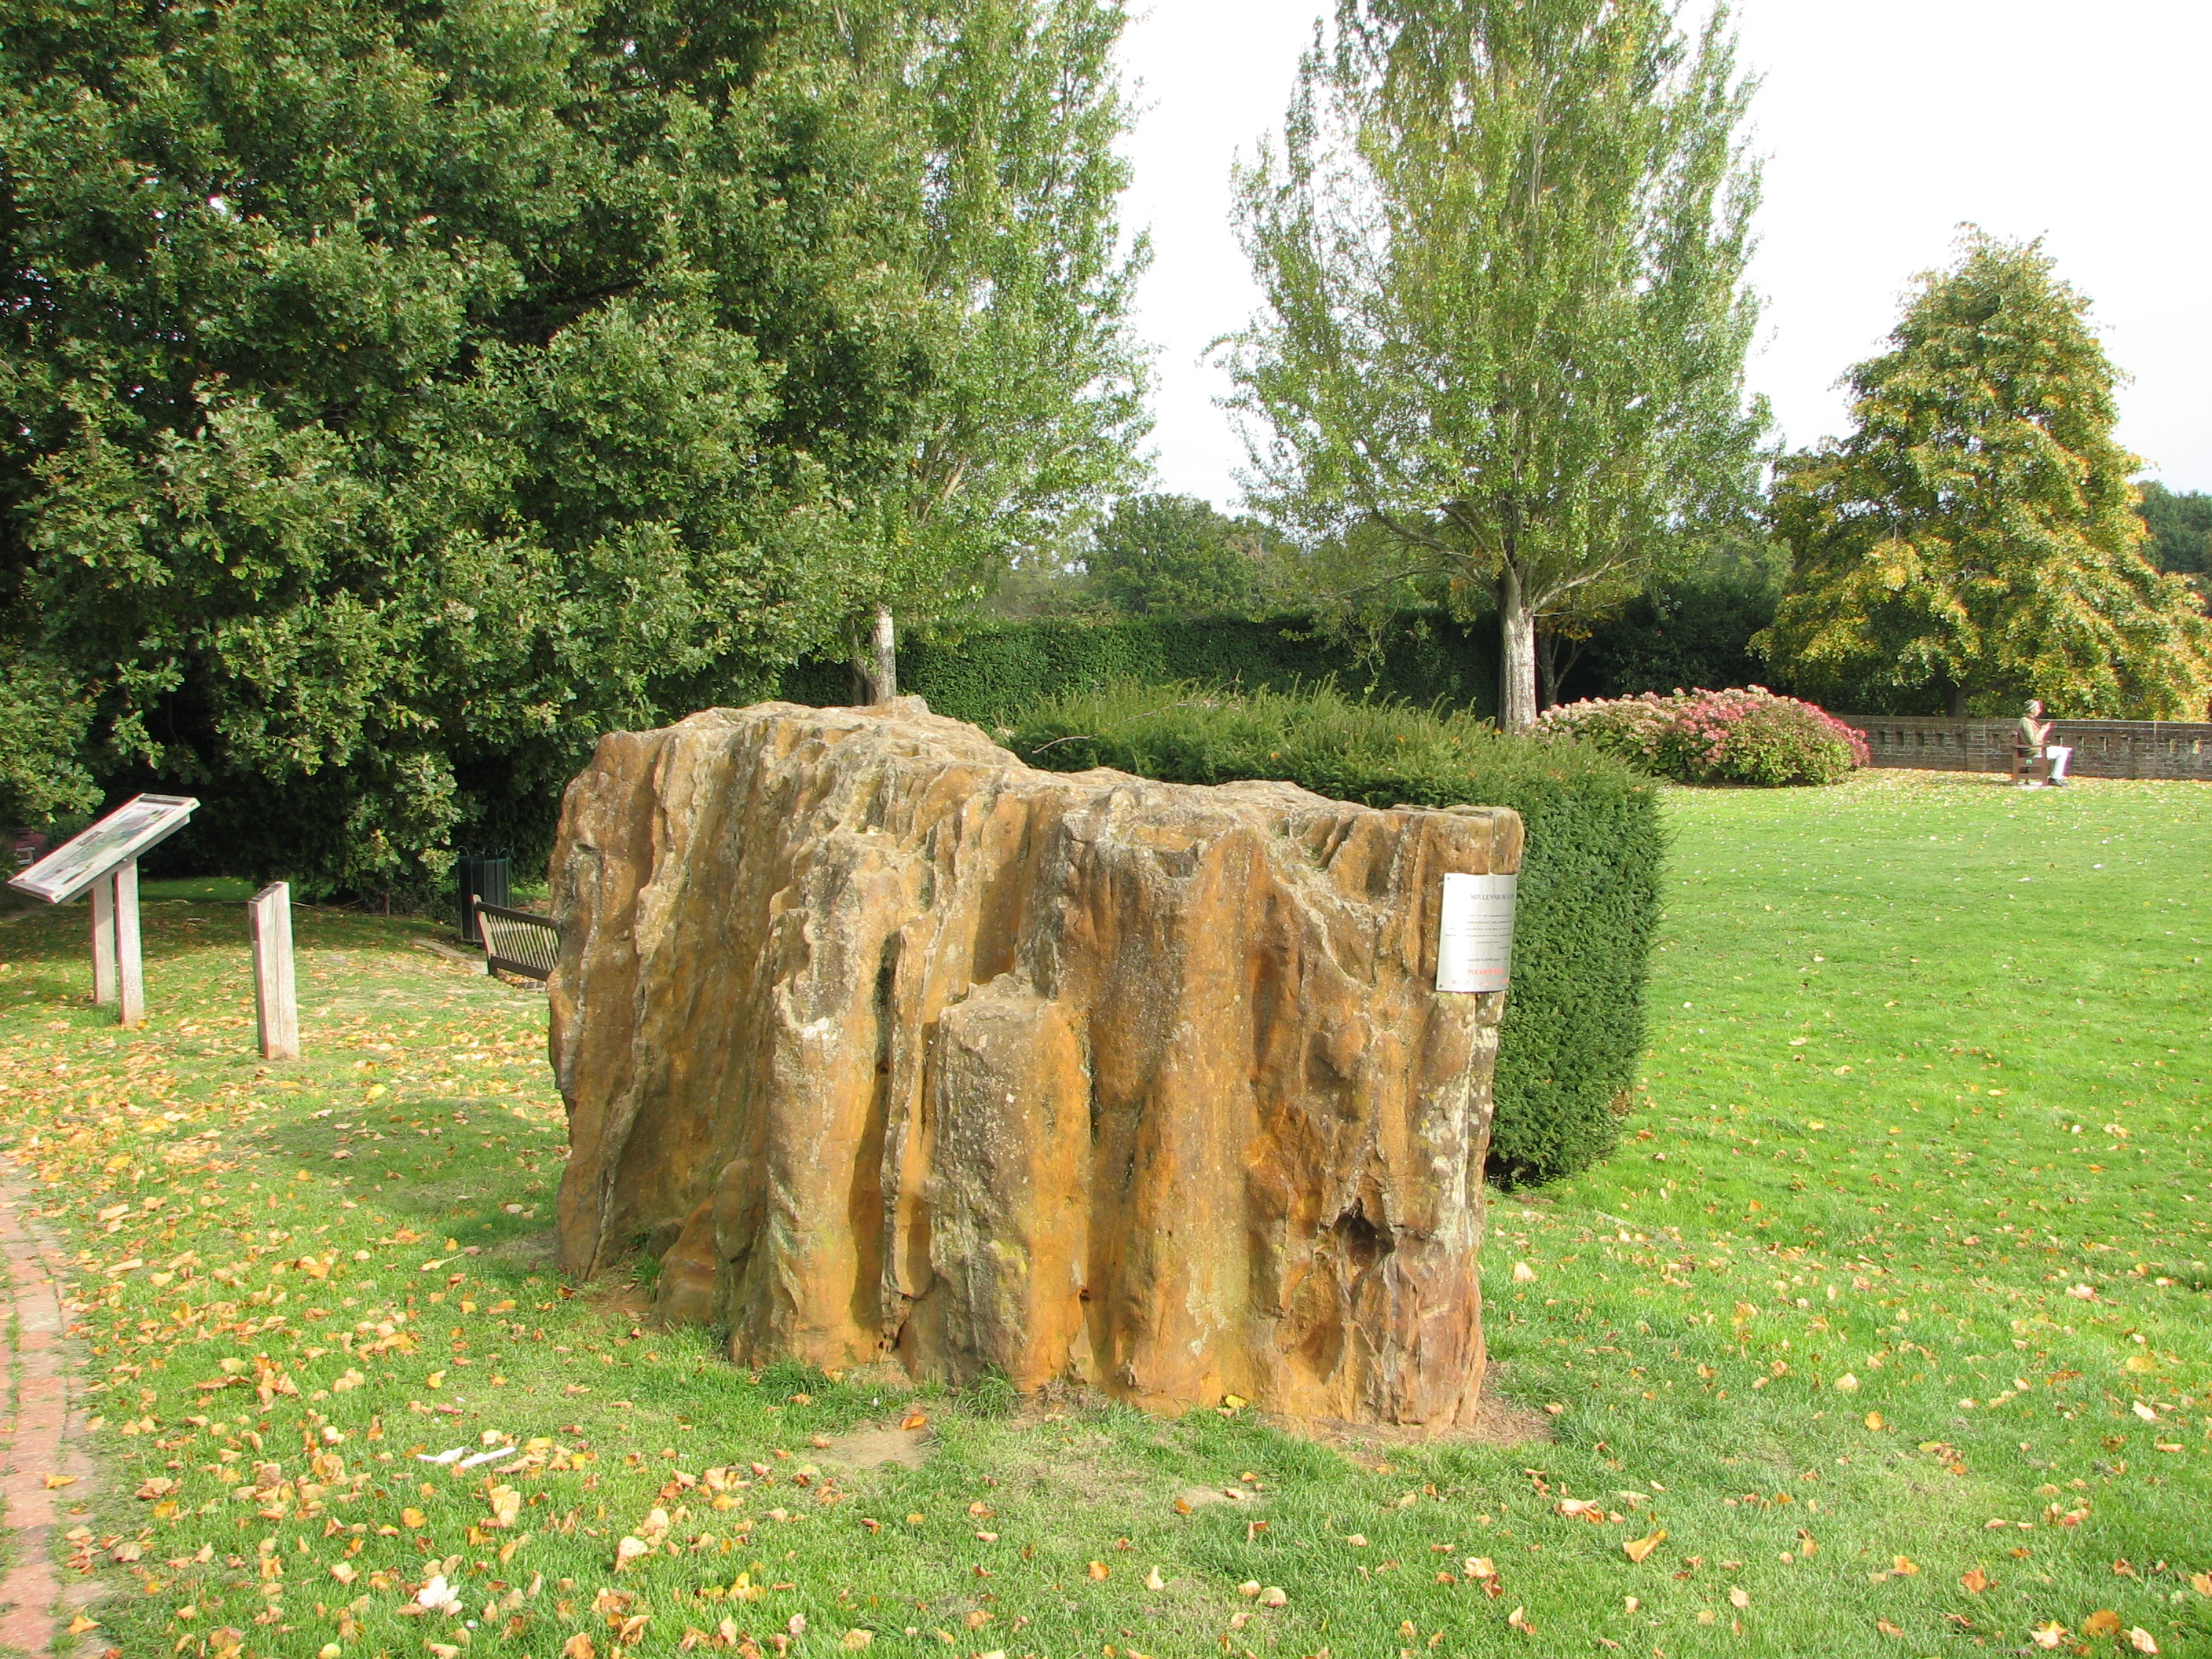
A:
1843,716,2212,781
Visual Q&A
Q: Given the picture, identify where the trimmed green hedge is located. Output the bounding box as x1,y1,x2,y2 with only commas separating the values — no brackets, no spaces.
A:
1005,682,1664,1187
778,614,1499,726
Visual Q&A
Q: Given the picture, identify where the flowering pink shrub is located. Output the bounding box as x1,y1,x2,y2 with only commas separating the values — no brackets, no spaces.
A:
1537,687,1868,786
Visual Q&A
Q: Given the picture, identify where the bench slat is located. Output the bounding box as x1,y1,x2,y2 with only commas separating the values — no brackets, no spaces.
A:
474,901,562,981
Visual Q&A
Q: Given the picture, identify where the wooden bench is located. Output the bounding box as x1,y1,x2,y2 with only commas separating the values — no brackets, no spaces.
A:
474,900,562,981
2009,743,2055,785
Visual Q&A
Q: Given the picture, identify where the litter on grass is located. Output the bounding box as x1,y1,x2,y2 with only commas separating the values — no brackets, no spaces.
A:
419,1442,518,1467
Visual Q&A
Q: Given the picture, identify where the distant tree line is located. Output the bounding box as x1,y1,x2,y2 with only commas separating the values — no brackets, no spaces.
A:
2138,483,2212,578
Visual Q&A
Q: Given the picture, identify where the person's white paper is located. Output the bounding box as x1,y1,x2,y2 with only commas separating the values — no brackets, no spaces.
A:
1435,872,1517,994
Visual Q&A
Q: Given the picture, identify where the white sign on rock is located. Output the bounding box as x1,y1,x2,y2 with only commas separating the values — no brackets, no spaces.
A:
1435,871,1518,994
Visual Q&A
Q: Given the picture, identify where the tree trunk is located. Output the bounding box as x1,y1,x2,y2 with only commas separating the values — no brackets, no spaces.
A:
870,603,898,703
847,619,870,706
1497,567,1538,731
1536,628,1560,712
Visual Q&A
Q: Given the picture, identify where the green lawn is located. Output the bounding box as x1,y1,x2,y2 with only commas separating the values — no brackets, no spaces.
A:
1,769,2206,1659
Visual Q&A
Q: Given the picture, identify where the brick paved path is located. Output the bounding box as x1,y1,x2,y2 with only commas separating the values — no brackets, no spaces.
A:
0,1166,95,1657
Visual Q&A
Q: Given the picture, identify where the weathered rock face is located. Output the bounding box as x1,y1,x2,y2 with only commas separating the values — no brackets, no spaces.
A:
548,698,1521,1429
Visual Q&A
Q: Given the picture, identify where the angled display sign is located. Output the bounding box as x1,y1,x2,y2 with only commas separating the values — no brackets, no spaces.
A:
8,795,200,906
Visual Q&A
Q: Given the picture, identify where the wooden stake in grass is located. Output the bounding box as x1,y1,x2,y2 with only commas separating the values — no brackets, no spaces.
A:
249,881,300,1060
89,873,117,1005
112,860,145,1027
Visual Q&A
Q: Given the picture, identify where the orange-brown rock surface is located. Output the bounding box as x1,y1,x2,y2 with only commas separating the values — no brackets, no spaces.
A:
548,698,1521,1428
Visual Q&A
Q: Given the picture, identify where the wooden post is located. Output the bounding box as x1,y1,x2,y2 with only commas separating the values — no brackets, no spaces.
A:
90,874,118,1005
248,881,299,1060
113,858,145,1027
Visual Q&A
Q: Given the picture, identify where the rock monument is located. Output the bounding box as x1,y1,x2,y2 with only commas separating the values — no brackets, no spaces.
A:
548,698,1520,1429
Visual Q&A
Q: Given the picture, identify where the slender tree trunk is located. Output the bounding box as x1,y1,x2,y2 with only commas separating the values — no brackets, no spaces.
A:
847,619,870,706
1497,566,1538,731
870,603,898,703
1536,628,1561,711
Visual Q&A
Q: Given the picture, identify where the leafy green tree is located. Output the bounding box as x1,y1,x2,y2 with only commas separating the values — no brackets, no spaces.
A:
1,0,1141,891
2137,482,2212,577
834,0,1149,699
1225,0,1766,729
1086,494,1279,617
1760,237,2212,719
0,648,98,826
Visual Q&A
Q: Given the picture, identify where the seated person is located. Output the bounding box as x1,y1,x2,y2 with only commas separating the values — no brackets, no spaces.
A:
2018,700,2071,786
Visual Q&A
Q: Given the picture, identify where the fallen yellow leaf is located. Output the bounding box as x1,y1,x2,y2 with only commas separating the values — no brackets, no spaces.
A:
2083,1610,2122,1638
1623,1529,1666,1563
65,1614,100,1635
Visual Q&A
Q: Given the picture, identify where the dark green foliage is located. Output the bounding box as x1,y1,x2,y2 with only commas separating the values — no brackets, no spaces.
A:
1002,681,1663,1186
1569,552,1785,702
2,0,1141,900
2137,482,2212,576
779,613,1500,726
0,648,98,826
1085,494,1280,617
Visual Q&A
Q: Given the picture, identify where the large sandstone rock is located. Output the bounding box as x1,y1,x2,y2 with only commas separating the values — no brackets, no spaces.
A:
548,698,1520,1428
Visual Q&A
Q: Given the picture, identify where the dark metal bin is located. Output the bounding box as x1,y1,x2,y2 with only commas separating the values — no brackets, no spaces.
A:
456,854,511,943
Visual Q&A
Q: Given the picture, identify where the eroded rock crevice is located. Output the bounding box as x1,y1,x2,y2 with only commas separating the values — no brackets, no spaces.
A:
550,698,1518,1428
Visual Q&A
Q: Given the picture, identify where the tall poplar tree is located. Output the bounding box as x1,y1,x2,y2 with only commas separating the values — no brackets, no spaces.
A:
1760,236,2212,719
837,0,1149,701
1225,0,1765,728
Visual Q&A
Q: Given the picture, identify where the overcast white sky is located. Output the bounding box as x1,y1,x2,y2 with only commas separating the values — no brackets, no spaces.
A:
1115,0,2212,511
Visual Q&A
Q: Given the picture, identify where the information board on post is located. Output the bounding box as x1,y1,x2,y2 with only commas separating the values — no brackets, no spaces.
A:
9,794,197,1028
8,795,199,905
1435,871,1518,994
